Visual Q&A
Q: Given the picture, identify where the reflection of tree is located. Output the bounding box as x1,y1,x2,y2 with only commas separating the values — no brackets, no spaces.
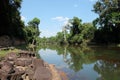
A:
38,44,120,79
65,46,94,72
90,47,120,80
66,47,84,72
38,44,95,72
38,44,95,71
94,60,120,80
52,45,94,72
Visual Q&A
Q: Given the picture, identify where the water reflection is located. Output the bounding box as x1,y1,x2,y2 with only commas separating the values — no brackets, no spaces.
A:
38,45,120,80
63,46,94,72
94,60,120,80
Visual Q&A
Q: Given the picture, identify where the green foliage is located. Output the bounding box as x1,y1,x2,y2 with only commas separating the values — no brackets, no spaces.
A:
24,18,40,45
69,17,82,36
39,37,48,43
40,17,95,46
0,0,25,39
68,17,95,45
82,23,95,40
56,32,64,44
28,17,40,28
93,0,120,44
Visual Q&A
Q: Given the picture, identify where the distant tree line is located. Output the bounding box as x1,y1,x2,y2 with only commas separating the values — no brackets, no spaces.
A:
40,0,120,45
0,0,120,46
39,17,95,46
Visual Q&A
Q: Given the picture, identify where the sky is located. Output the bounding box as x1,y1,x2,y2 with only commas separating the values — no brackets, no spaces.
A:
20,0,98,38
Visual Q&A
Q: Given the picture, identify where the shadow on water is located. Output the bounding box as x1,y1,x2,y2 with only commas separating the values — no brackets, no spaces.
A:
38,44,120,80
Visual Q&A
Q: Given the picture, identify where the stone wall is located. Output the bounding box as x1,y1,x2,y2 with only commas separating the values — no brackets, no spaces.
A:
0,35,25,47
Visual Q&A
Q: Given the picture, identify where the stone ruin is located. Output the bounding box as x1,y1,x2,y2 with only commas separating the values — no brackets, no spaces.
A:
0,51,52,80
0,51,68,80
0,35,25,47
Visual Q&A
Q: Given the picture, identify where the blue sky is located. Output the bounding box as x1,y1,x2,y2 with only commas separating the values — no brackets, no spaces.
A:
20,0,98,37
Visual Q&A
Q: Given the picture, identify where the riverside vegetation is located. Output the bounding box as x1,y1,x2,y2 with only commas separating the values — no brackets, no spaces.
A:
0,0,120,46
0,0,120,80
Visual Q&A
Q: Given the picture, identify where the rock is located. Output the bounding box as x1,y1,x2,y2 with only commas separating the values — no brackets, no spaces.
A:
0,61,14,74
0,35,25,47
0,35,12,47
18,51,35,58
0,51,68,80
5,52,17,61
24,58,32,66
25,59,52,80
15,58,32,67
33,67,52,80
15,58,26,67
25,66,34,80
32,59,45,68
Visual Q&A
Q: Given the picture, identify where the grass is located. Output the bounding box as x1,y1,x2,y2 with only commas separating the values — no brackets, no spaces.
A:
0,44,35,59
0,48,20,58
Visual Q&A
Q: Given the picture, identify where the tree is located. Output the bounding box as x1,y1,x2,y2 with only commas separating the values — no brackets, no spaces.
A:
93,0,120,43
82,23,95,40
39,17,95,45
67,17,82,44
56,32,64,44
69,17,82,36
0,0,25,39
25,18,40,45
28,17,40,28
61,23,72,44
68,17,95,45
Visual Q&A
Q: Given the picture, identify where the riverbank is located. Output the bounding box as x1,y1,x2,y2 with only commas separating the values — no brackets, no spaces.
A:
0,50,68,80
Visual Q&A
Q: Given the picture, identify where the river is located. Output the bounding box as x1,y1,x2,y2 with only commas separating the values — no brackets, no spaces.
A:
38,45,120,80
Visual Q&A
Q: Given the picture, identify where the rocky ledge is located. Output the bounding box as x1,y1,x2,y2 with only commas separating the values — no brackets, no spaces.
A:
0,51,68,80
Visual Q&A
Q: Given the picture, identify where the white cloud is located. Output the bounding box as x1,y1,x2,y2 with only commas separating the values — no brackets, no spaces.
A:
52,16,69,22
52,16,70,26
40,29,57,38
21,16,26,21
